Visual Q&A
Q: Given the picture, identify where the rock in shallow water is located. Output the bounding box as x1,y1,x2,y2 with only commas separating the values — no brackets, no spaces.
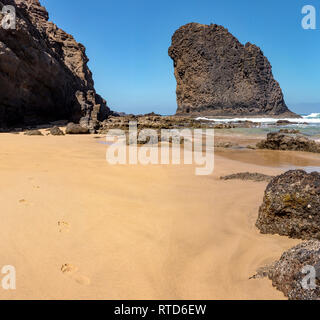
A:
256,170,320,240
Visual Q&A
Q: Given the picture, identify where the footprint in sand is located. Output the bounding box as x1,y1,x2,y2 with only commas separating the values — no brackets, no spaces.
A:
58,221,70,233
19,199,30,206
61,264,91,285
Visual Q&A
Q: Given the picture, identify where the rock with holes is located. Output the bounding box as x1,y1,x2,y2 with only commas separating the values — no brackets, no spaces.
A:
268,240,320,300
256,170,320,240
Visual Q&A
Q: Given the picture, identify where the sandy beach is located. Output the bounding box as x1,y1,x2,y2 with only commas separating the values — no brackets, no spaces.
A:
1,131,316,299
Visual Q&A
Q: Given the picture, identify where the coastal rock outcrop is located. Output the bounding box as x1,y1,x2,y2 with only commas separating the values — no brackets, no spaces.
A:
98,115,212,133
168,23,297,117
256,170,320,240
0,0,111,130
268,240,320,300
256,132,320,153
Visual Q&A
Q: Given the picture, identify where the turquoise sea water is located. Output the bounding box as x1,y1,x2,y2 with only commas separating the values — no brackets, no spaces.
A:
197,113,320,139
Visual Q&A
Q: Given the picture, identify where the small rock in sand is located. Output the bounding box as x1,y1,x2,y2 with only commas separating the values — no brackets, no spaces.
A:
24,130,43,136
221,172,274,182
50,126,65,136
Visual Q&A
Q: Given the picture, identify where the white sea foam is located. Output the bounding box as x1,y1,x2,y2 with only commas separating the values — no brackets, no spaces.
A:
303,113,320,119
196,112,320,124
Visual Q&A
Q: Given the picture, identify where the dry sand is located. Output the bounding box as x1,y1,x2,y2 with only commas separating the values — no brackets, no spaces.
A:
1,131,318,300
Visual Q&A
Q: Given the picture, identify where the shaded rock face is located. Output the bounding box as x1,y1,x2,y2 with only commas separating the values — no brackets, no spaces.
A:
0,0,111,129
268,240,320,300
168,23,296,117
256,132,320,153
256,170,320,240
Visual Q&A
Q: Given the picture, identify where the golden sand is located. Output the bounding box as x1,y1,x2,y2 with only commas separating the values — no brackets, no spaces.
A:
1,132,316,299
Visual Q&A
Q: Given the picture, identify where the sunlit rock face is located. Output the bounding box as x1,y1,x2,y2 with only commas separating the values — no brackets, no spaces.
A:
169,23,297,117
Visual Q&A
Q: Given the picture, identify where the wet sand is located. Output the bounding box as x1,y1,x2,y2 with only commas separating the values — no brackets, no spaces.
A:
1,132,318,299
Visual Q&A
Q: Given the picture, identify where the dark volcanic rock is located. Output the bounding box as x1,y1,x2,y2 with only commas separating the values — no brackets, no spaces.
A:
256,132,320,153
0,0,111,129
49,126,64,136
65,123,89,135
221,172,274,182
268,240,320,300
256,170,320,240
168,23,297,117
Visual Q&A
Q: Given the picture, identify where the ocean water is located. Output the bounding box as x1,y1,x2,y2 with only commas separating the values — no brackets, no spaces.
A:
196,113,320,139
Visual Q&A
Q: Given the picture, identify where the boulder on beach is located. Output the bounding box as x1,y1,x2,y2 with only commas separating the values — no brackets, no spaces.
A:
268,240,320,300
256,132,320,153
256,170,320,240
65,123,90,135
50,126,65,136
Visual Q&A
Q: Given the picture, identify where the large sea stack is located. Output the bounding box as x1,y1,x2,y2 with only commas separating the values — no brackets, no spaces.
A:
0,0,111,130
169,23,297,117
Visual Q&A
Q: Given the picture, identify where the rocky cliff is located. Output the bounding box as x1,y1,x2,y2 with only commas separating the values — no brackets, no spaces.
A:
0,0,111,130
169,23,296,117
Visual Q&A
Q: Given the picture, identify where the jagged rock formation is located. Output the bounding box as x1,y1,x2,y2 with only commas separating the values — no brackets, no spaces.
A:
0,0,111,130
169,23,297,117
256,170,320,240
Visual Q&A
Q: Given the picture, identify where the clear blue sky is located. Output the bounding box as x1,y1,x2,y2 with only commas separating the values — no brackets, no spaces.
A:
41,0,320,115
